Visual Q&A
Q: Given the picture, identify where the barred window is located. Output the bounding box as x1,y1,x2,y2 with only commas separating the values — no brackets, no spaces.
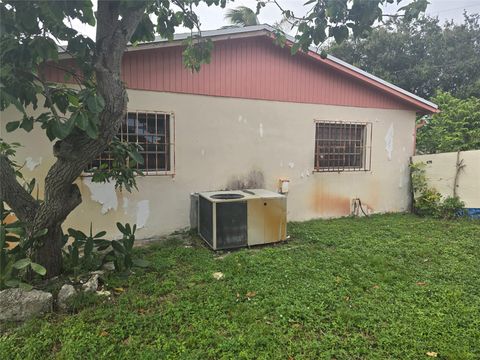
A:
314,121,372,172
91,111,174,175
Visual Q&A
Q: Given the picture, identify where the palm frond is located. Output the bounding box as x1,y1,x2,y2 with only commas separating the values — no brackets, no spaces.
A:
225,6,259,27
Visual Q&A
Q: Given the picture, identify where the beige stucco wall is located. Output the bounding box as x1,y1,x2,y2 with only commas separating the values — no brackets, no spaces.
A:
412,150,480,209
1,90,417,239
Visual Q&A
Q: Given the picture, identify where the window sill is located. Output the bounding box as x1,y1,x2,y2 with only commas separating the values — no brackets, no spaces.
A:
313,168,370,173
80,171,175,178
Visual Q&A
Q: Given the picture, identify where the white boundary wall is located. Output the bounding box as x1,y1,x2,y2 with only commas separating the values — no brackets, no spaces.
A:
412,150,480,210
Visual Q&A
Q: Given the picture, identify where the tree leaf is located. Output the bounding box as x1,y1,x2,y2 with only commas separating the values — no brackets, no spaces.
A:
127,149,144,165
5,279,20,287
20,116,34,131
13,258,31,269
6,121,20,132
85,115,98,139
30,262,47,276
75,111,88,130
18,282,33,291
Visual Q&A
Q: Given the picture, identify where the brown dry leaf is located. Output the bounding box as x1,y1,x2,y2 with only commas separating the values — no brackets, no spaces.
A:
416,281,427,286
113,287,125,293
372,285,380,289
138,308,147,315
246,291,257,299
426,351,438,357
344,296,350,302
123,337,131,345
100,330,109,337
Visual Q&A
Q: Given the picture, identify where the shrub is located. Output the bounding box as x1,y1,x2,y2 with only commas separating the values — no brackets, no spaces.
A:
410,162,465,219
414,188,442,217
0,202,47,290
63,222,149,275
439,196,465,220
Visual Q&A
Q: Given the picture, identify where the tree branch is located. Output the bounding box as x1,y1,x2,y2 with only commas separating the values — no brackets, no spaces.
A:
0,155,38,223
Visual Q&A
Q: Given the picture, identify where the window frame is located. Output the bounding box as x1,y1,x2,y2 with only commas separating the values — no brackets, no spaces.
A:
82,110,176,177
313,120,372,173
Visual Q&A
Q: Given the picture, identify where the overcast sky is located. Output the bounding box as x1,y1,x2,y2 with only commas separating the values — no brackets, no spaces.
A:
74,0,480,39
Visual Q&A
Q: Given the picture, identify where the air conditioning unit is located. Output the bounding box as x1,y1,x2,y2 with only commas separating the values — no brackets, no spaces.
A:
198,189,287,250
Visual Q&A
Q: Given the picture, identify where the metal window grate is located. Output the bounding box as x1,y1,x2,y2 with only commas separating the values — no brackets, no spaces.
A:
90,111,175,175
314,120,372,172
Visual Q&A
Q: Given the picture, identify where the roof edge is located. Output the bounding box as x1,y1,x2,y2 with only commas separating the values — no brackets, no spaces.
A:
259,24,438,113
58,24,438,113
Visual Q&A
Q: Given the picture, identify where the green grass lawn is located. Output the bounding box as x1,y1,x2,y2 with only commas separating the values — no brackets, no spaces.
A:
1,214,479,359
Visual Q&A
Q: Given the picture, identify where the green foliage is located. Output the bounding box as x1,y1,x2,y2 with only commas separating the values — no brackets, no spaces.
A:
0,202,47,290
0,0,98,137
328,14,480,99
88,137,144,192
1,215,479,358
414,187,442,218
104,223,150,272
262,0,428,53
416,92,480,154
410,162,465,219
440,196,466,220
63,224,109,275
225,6,259,27
63,222,149,275
182,37,213,72
0,139,37,193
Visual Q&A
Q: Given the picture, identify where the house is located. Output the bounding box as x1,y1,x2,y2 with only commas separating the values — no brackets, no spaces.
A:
0,25,438,239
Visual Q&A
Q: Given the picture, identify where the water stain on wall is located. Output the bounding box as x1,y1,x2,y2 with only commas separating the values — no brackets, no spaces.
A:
312,187,351,216
226,169,265,190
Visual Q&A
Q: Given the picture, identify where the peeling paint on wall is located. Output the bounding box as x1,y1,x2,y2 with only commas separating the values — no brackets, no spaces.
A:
385,124,394,161
136,200,150,229
25,157,42,171
259,123,264,138
83,178,118,214
288,162,295,169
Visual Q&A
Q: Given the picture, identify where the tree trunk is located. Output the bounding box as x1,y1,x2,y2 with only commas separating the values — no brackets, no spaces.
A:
33,224,64,277
0,1,147,278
